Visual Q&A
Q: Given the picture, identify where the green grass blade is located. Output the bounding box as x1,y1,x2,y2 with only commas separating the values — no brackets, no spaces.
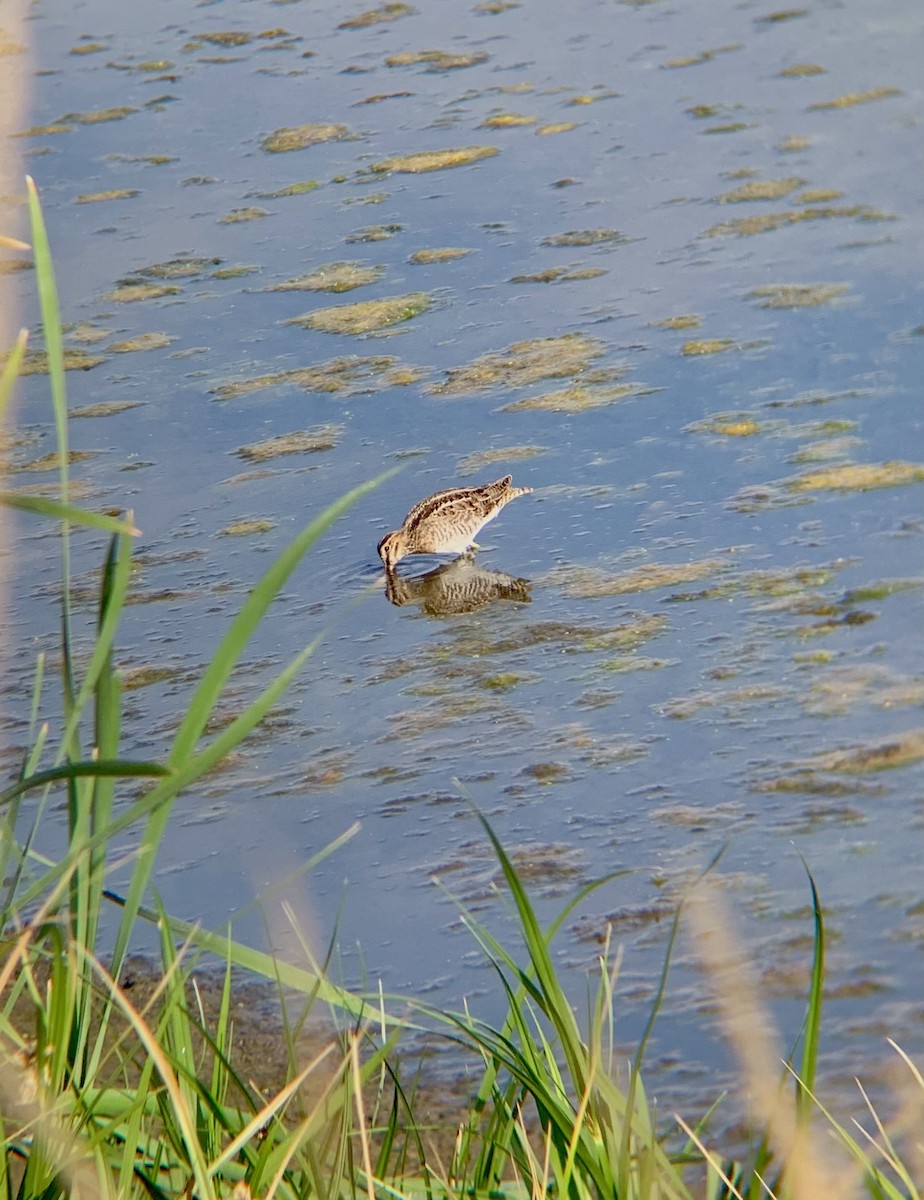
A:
56,525,134,767
25,178,68,492
0,760,170,807
796,865,824,1123
467,804,587,1088
26,177,75,719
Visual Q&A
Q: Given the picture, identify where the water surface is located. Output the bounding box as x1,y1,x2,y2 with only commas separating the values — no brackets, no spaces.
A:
4,0,924,1122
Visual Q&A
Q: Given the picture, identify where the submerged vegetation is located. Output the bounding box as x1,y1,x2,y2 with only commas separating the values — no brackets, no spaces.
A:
1,182,922,1200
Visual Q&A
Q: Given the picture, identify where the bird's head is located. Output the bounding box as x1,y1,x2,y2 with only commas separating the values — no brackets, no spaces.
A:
377,530,407,572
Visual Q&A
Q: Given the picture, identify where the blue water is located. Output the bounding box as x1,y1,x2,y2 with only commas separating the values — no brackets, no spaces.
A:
4,0,923,1124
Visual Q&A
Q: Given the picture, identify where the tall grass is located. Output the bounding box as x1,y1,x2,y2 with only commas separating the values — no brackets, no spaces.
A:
1,180,921,1200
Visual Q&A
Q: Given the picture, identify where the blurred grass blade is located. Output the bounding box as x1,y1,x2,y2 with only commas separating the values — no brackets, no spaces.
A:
0,328,28,422
108,497,393,978
0,492,140,535
168,466,399,769
109,630,326,973
103,822,371,1019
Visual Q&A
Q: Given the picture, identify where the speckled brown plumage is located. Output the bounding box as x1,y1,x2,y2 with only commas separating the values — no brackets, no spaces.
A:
378,475,532,571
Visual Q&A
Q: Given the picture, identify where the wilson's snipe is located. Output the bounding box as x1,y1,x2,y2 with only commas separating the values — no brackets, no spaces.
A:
378,475,532,572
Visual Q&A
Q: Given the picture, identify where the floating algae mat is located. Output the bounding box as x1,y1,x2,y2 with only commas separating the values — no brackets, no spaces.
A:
287,292,432,335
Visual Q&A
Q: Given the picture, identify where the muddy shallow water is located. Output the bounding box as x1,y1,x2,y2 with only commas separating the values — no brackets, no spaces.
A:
3,0,924,1123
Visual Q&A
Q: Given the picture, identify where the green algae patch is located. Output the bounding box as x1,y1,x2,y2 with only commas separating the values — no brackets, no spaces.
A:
756,9,807,22
12,348,107,375
785,462,924,493
801,664,924,717
219,206,270,224
651,314,702,330
211,355,417,400
686,413,764,437
479,112,537,129
69,41,109,55
567,91,619,106
409,247,471,264
108,332,173,353
810,87,901,110
559,267,607,281
70,401,142,418
430,333,605,396
108,153,178,166
14,123,73,137
288,292,431,335
75,189,140,204
212,264,259,279
543,228,628,248
663,683,786,721
136,257,222,279
262,123,350,153
12,449,99,473
499,383,639,413
261,181,321,198
794,188,844,204
343,193,388,209
479,673,530,693
67,323,111,344
510,267,607,284
120,664,192,691
345,224,403,242
717,178,804,203
105,283,181,302
371,146,499,174
355,91,415,106
520,762,570,784
537,122,578,135
767,730,924,793
339,3,415,28
235,425,343,463
510,268,569,284
704,122,751,135
789,436,861,463
778,134,812,152
662,44,741,69
681,338,736,356
385,49,488,71
269,262,384,293
218,519,277,537
457,445,548,474
57,105,138,124
705,205,893,237
548,558,727,598
750,283,849,308
779,62,825,77
191,31,253,47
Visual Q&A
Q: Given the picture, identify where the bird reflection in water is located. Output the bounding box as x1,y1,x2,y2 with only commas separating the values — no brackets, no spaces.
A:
384,556,531,616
